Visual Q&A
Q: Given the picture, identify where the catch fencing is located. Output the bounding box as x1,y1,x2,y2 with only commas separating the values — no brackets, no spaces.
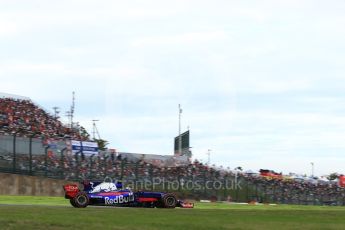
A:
1,134,345,205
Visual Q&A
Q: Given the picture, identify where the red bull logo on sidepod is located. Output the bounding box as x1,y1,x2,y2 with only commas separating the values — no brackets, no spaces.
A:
104,194,134,205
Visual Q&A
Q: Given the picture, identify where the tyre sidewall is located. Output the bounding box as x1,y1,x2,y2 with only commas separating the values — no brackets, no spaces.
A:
161,193,177,208
70,198,77,207
73,192,89,208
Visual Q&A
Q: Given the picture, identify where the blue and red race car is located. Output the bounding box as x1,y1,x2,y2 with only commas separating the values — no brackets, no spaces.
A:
63,181,194,209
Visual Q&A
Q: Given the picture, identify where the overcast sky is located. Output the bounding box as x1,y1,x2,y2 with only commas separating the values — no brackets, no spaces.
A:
1,0,345,176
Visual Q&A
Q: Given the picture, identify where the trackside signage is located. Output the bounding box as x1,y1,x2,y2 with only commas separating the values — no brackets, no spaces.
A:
71,140,99,155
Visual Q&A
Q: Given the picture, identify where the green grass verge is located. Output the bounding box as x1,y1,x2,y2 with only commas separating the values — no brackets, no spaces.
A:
1,196,345,229
0,195,66,206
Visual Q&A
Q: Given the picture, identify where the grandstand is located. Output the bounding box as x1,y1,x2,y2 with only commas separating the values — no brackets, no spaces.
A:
0,93,89,140
1,93,345,205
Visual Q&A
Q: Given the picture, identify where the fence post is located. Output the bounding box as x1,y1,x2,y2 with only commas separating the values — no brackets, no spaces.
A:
235,172,239,202
273,185,276,203
60,147,67,179
203,167,207,197
120,159,125,180
149,164,154,191
89,154,95,179
104,155,109,177
29,136,33,175
235,183,239,202
298,192,301,205
223,174,227,201
246,180,249,202
134,161,139,190
75,151,80,180
178,167,181,192
12,133,17,173
164,169,168,192
44,146,49,177
264,186,268,203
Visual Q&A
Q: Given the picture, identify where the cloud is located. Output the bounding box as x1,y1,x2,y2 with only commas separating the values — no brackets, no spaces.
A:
232,78,313,94
0,0,186,36
0,19,19,37
131,31,228,47
1,0,345,176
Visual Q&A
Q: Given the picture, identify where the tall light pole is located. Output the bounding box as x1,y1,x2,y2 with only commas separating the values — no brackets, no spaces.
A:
207,149,211,165
52,106,60,119
311,162,314,177
178,104,182,156
92,119,101,140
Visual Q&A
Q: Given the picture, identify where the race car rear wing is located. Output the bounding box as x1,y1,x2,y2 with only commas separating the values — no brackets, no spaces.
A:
63,184,80,199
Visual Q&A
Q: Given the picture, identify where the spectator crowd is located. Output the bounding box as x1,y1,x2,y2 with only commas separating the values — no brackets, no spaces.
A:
1,96,345,205
1,150,345,205
0,97,89,140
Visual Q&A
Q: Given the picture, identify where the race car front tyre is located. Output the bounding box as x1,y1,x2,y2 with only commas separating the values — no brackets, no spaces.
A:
161,193,177,208
72,192,89,208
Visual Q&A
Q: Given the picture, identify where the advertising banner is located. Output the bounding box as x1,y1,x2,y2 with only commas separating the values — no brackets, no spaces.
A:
71,140,99,155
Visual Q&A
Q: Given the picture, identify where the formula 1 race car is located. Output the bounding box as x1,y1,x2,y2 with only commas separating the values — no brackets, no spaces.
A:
63,181,194,209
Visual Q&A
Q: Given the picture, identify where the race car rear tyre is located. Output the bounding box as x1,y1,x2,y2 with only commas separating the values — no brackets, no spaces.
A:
161,193,177,208
70,198,77,207
72,192,89,208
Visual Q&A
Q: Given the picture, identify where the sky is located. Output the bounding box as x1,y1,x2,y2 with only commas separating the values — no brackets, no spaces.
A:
1,0,345,176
